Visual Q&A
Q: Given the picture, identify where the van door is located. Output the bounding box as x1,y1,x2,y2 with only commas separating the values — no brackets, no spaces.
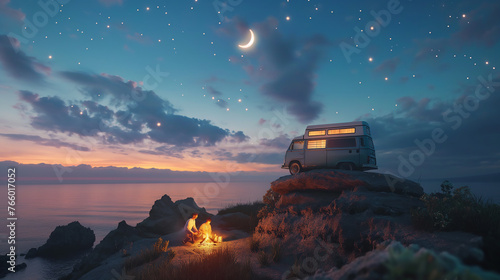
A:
305,139,327,168
286,140,305,167
326,137,359,168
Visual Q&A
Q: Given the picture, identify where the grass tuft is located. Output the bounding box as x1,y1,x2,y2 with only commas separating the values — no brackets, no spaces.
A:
124,238,170,271
271,241,282,263
134,246,258,280
249,237,260,253
257,250,270,267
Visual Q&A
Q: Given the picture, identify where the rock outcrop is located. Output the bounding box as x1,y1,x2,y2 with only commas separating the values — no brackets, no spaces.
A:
26,221,95,259
271,169,423,210
64,220,143,280
63,195,213,280
136,195,212,235
255,169,483,266
175,197,212,222
306,241,499,280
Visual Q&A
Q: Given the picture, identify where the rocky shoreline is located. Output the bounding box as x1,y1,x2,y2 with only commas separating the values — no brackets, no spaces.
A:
6,170,500,280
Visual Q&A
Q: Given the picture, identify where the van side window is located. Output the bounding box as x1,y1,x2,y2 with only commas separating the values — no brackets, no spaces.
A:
327,138,356,148
292,140,304,150
327,128,355,135
307,139,326,149
308,130,326,136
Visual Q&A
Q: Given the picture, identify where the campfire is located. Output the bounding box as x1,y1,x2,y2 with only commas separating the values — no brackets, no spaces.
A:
199,233,223,245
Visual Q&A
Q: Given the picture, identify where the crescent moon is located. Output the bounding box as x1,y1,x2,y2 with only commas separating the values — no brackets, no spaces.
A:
238,29,255,49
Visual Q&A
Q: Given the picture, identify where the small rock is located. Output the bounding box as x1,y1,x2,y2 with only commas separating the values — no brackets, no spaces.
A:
25,248,38,259
36,221,95,258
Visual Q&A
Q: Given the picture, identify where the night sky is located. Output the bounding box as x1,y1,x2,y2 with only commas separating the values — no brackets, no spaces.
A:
0,0,499,182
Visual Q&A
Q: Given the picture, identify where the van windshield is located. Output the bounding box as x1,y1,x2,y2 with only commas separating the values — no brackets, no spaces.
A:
292,140,304,150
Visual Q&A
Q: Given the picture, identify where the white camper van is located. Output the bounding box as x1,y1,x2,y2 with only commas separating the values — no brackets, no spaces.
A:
282,121,377,175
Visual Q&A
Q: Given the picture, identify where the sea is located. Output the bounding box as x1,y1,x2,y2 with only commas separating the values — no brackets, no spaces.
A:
1,180,498,280
0,181,271,280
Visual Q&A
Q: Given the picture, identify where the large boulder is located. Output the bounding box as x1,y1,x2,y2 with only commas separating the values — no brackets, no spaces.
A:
27,221,95,259
271,169,423,210
136,195,184,235
175,197,212,222
272,169,423,197
255,169,482,266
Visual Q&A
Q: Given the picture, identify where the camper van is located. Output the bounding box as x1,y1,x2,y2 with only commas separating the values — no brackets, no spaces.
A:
282,121,377,175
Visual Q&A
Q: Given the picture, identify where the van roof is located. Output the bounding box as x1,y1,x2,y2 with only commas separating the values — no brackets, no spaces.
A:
306,121,368,130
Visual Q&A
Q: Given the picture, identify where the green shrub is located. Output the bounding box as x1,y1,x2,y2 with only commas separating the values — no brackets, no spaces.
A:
384,243,500,280
412,181,500,235
411,181,500,272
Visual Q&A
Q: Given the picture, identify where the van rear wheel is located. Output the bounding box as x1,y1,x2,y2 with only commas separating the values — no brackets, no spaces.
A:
338,162,354,171
289,162,302,175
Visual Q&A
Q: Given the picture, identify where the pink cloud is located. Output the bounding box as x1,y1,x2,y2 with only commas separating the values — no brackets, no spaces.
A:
126,32,152,44
0,0,25,21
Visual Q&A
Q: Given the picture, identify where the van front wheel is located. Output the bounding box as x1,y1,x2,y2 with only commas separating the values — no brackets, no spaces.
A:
289,162,302,175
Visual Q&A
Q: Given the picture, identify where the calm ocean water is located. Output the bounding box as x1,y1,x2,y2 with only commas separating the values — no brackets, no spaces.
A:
1,180,498,280
0,181,271,280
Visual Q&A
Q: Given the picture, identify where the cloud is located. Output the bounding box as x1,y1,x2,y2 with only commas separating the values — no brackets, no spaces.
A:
0,161,281,184
224,17,329,123
0,133,90,151
20,72,249,148
207,86,223,96
232,152,283,164
0,35,50,83
60,71,158,105
373,57,400,74
359,74,500,178
126,32,152,44
259,134,291,150
214,98,228,109
98,0,123,7
138,145,184,158
17,90,146,144
0,0,25,21
231,131,249,143
453,2,500,47
413,2,500,64
214,149,283,165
